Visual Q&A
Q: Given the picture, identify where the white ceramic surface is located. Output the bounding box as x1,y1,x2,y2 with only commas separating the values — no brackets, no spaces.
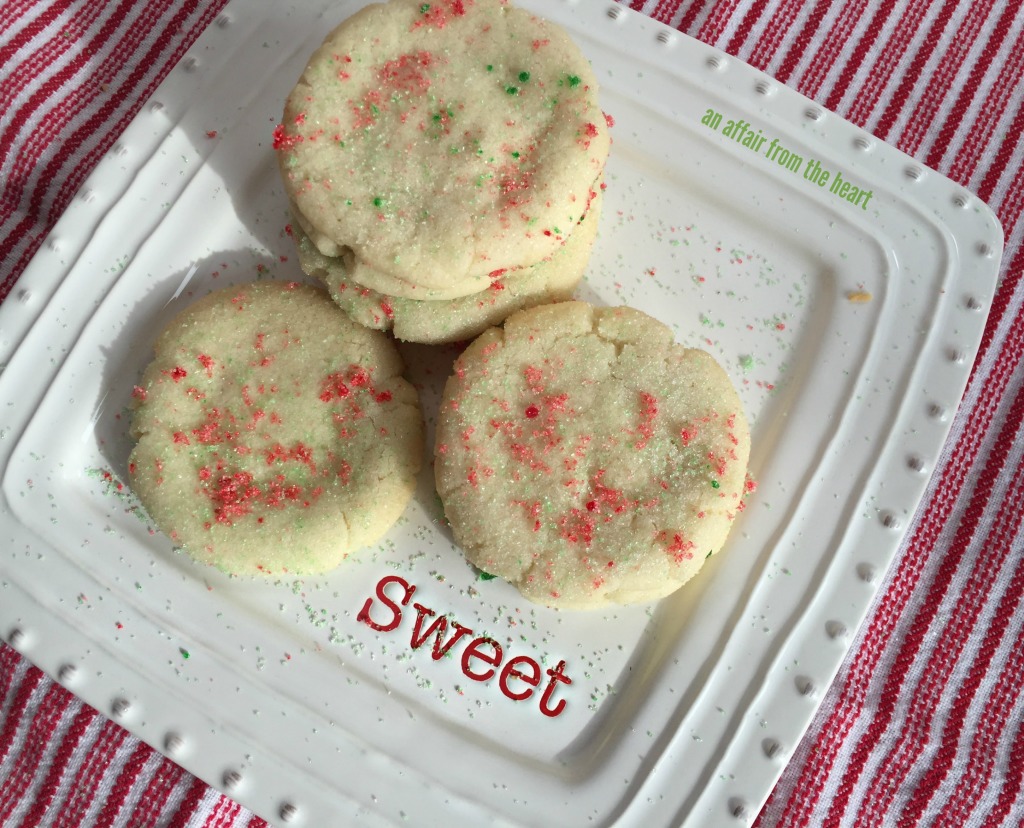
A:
0,2,1002,826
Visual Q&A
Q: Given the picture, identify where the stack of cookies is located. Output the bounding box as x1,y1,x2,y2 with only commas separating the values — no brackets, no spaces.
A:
275,0,611,343
128,0,754,604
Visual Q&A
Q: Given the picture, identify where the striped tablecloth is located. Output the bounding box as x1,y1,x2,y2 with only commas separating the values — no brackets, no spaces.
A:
2,1,1022,825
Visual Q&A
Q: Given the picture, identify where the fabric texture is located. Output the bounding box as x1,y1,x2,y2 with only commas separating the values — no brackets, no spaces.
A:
1,0,1022,825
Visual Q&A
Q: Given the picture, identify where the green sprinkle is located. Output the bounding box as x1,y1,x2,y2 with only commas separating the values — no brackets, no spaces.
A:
486,64,494,72
420,3,430,12
568,74,581,87
518,71,531,82
478,571,497,581
706,550,714,559
511,151,520,158
711,480,720,489
373,196,385,207
180,648,190,659
506,85,519,95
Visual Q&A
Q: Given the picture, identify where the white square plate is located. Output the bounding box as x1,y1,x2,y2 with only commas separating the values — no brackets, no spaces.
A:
0,2,1002,825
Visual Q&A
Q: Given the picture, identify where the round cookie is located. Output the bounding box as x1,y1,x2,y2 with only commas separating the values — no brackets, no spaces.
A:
295,189,603,343
275,0,611,295
434,301,751,609
128,282,423,576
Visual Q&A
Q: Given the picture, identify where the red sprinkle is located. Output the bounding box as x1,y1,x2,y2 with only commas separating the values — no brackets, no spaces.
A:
666,533,695,562
209,471,261,525
635,391,658,449
320,373,351,402
523,365,544,391
378,50,436,94
272,124,303,152
412,0,469,29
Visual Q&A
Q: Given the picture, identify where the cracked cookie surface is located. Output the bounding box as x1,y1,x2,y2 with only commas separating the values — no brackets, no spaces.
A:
128,282,423,576
434,301,750,609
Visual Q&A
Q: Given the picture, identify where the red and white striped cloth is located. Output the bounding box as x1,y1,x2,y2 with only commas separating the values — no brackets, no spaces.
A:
2,1,1022,825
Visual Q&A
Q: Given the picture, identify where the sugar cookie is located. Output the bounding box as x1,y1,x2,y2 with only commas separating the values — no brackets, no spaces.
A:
434,301,751,609
129,282,423,576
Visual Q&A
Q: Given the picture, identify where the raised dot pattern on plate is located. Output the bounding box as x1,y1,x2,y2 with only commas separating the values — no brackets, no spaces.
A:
6,627,26,649
164,732,186,755
795,675,816,697
879,511,902,530
856,562,876,583
907,454,926,473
